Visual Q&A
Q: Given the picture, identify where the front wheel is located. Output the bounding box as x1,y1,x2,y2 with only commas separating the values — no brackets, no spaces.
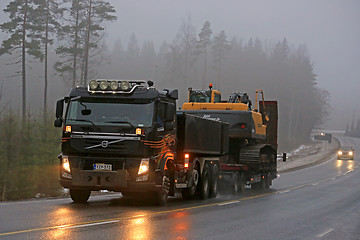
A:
70,189,91,203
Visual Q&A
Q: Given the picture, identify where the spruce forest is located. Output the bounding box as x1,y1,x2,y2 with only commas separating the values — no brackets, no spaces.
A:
0,0,330,200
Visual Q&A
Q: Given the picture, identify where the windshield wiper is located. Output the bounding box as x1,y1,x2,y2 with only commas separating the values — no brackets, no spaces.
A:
67,118,100,130
104,120,135,128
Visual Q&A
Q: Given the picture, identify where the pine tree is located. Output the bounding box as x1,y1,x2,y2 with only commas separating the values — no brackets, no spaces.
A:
211,30,231,90
196,21,212,88
55,0,116,87
0,0,44,124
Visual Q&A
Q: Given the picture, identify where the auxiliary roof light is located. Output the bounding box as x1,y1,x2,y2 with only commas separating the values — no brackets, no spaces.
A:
89,80,98,90
99,80,109,90
110,80,119,91
120,81,131,91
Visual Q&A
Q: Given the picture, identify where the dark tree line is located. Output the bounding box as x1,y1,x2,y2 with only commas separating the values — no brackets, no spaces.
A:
0,10,330,200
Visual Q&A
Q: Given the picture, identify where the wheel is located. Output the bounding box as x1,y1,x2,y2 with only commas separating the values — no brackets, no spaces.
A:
152,189,168,206
199,163,210,200
264,175,271,189
153,175,169,206
251,177,266,191
209,164,219,198
182,167,200,199
70,189,91,203
233,173,245,194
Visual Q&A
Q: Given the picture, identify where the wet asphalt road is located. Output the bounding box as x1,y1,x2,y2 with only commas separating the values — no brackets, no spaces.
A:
0,136,359,240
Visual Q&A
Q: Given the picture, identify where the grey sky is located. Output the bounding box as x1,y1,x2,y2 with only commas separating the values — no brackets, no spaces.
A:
0,0,359,129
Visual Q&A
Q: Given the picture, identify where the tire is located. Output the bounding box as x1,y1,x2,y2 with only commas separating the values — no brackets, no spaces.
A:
251,178,266,191
153,175,169,206
233,173,245,194
209,164,219,198
182,167,200,200
152,189,168,206
199,163,210,200
264,175,271,189
70,189,91,203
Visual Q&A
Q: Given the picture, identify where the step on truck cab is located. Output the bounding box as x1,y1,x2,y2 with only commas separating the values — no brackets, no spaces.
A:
54,80,228,205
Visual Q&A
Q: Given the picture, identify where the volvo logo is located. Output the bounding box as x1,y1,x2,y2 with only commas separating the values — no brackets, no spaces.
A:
101,140,109,148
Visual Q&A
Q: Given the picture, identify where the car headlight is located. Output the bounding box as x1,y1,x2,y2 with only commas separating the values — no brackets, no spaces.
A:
349,151,353,156
62,156,71,172
338,151,342,155
138,158,149,175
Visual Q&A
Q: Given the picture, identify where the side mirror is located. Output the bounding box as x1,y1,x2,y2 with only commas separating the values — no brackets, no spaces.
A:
165,103,175,122
54,118,63,127
55,99,64,119
164,122,175,131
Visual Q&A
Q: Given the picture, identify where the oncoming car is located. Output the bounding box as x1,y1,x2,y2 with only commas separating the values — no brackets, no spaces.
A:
337,146,355,160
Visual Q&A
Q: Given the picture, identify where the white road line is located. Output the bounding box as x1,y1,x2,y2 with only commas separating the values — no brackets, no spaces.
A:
64,220,119,229
312,183,319,186
331,178,336,180
316,228,334,238
218,201,239,206
278,190,290,194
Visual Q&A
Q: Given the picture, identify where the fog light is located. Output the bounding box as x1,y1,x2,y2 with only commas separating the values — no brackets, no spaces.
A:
110,80,119,90
99,80,109,90
120,81,131,91
138,158,149,175
62,156,71,172
89,80,98,90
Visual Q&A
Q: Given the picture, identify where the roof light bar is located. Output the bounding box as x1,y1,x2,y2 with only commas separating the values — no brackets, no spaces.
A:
87,80,147,94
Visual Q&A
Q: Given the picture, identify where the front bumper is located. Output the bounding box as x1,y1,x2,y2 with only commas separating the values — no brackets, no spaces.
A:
60,168,162,192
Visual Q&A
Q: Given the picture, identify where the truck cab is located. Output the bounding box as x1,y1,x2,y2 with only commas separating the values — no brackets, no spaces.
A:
54,80,178,204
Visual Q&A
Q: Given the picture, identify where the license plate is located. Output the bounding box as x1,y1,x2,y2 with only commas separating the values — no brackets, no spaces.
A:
93,163,112,171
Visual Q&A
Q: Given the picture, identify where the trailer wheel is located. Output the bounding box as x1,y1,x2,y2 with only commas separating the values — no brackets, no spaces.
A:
70,189,91,203
233,173,246,194
251,177,266,191
182,167,199,199
209,164,219,198
199,163,210,200
264,175,271,189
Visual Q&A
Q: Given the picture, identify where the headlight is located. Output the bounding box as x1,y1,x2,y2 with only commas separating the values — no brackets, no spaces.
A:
349,151,353,156
338,151,342,155
62,156,71,172
138,158,149,175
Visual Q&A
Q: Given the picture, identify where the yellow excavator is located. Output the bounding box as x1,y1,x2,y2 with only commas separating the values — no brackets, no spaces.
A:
182,84,278,190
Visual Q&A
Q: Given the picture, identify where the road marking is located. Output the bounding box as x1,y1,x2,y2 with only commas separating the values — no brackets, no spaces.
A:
331,177,336,180
279,190,290,194
317,228,334,238
218,201,239,206
312,183,319,186
65,220,119,229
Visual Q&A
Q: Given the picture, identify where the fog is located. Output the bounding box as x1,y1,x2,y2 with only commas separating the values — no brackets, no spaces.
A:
0,0,360,130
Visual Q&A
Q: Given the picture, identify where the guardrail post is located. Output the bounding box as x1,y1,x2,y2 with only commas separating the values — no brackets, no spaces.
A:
283,152,287,162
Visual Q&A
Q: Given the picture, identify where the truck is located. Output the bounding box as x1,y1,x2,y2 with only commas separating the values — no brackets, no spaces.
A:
182,84,278,191
54,80,228,205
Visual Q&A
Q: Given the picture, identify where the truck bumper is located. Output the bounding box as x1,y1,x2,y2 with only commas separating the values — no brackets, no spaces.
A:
60,169,161,192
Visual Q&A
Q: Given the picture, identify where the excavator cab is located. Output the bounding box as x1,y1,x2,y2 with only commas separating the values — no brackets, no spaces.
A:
188,84,222,103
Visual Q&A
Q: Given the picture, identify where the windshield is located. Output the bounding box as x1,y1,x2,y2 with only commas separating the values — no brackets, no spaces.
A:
65,99,154,127
189,90,211,103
